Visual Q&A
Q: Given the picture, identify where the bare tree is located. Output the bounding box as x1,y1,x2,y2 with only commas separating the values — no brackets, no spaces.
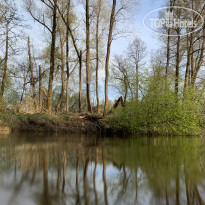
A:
111,55,131,104
55,36,65,112
24,0,57,112
54,1,83,113
1,21,8,97
0,1,22,97
127,37,146,101
86,0,92,112
66,0,71,113
104,0,117,116
39,65,42,112
47,0,57,112
94,0,102,114
28,36,38,112
103,0,138,115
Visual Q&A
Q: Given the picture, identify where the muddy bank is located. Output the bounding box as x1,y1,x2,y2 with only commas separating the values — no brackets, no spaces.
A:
0,113,111,134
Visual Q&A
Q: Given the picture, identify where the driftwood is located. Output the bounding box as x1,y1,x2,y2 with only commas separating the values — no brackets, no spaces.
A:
113,96,124,109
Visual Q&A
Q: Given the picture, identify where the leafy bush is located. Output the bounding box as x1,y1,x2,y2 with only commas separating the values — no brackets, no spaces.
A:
0,98,8,113
109,75,204,135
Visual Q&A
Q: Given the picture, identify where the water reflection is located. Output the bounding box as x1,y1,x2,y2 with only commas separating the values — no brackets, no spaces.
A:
0,133,205,205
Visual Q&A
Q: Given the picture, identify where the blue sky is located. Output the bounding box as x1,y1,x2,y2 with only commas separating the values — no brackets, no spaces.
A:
112,0,163,55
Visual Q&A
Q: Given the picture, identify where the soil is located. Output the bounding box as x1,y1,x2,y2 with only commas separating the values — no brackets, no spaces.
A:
0,113,111,134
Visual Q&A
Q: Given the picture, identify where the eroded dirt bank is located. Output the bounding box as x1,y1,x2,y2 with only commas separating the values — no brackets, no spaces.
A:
0,113,111,134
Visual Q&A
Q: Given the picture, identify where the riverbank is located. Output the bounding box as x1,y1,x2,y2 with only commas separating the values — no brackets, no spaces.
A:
0,113,110,134
0,112,203,136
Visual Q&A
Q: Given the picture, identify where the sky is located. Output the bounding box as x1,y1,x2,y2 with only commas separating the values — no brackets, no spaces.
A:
14,0,165,102
17,0,163,53
112,0,163,55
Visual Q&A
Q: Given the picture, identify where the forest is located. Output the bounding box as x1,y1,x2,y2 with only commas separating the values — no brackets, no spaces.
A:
0,0,205,135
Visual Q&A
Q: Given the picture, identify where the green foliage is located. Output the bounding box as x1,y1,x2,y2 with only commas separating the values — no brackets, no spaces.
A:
0,98,8,113
0,113,13,120
109,74,204,135
20,115,28,122
66,116,71,121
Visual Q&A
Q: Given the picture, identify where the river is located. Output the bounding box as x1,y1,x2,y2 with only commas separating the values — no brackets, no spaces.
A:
0,132,204,205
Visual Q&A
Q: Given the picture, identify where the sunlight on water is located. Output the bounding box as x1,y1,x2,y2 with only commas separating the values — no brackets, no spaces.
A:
0,133,204,205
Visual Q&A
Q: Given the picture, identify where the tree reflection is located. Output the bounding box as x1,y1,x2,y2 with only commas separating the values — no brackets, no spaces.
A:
84,157,90,205
62,150,66,193
75,150,80,205
43,149,50,205
0,134,204,205
102,148,108,205
93,147,98,205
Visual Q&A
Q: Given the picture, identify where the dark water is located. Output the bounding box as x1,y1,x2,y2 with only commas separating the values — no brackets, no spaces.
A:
0,133,204,205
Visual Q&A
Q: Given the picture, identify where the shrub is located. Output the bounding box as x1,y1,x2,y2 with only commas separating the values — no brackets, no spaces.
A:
109,76,204,135
0,98,8,113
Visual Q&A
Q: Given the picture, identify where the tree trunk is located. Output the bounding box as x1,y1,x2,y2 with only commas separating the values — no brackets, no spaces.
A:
165,3,174,88
184,34,191,92
86,0,92,112
66,45,70,113
54,1,83,113
66,0,70,114
123,75,128,105
190,37,194,87
47,2,57,113
56,39,65,112
103,0,116,115
28,36,38,112
136,63,139,101
39,65,42,112
1,21,9,97
20,73,27,104
96,0,102,114
79,51,82,113
166,29,170,85
175,30,180,98
191,27,205,87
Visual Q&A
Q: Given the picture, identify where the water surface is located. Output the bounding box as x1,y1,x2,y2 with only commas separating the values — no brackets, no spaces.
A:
0,132,204,205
